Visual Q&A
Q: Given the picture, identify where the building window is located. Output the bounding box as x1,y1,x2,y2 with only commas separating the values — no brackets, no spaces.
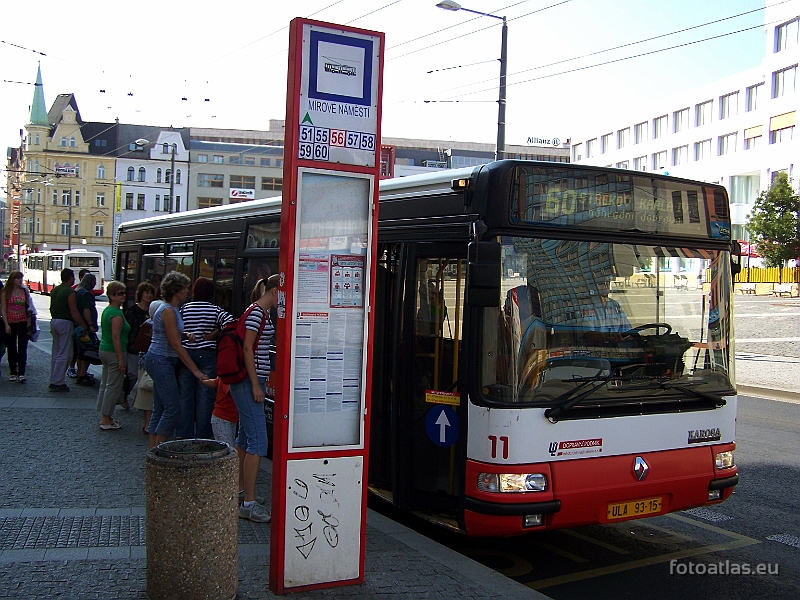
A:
719,92,738,120
198,173,224,188
652,151,667,171
230,175,255,189
695,100,712,126
95,222,104,237
176,196,181,212
769,111,796,143
138,167,146,182
745,83,762,112
97,164,106,179
125,193,134,210
198,154,208,163
163,143,170,154
137,194,145,210
571,143,583,162
34,134,40,145
74,164,80,178
261,177,283,191
198,197,223,209
74,191,80,206
163,196,171,212
96,193,105,207
276,159,283,168
260,158,271,166
60,137,67,147
229,155,240,165
176,170,182,184
37,189,41,203
73,220,80,236
775,18,799,53
60,220,70,235
586,138,596,158
155,195,161,211
616,161,629,169
730,175,760,205
718,133,737,155
744,125,762,150
693,153,716,181
213,155,223,164
156,168,162,183
244,156,255,166
599,133,611,154
61,190,71,206
52,189,58,205
772,65,797,98
672,145,688,166
633,122,647,144
69,137,76,147
165,169,172,184
653,115,667,139
127,166,135,181
616,128,630,150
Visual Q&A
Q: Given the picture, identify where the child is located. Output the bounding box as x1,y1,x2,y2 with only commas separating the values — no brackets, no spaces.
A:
201,377,238,448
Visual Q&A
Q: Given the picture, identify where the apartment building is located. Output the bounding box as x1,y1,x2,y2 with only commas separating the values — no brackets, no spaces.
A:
570,4,798,241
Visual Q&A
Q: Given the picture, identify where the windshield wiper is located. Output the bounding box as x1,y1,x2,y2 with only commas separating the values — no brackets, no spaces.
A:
655,380,727,407
544,364,648,423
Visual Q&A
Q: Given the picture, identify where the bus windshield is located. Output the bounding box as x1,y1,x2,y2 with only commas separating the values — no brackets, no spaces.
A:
482,236,734,406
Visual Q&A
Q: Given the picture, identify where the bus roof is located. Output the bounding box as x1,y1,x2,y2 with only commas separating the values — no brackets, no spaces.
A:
118,197,282,233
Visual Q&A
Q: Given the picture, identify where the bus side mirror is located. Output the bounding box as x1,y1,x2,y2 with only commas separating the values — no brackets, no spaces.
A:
467,241,501,307
731,240,742,277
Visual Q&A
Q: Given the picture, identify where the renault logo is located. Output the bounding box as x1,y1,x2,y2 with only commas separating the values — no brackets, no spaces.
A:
633,456,649,481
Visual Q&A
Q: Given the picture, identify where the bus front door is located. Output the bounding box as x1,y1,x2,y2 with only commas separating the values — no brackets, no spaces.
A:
403,248,466,523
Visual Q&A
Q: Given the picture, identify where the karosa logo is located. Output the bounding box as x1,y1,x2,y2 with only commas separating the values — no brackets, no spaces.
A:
688,428,721,444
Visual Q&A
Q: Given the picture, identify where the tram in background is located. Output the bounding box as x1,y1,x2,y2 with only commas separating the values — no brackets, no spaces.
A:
115,161,740,537
22,249,106,295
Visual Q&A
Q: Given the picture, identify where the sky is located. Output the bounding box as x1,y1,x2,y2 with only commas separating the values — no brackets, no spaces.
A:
0,0,772,158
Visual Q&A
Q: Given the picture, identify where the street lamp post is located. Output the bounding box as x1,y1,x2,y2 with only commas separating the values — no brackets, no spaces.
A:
436,0,507,160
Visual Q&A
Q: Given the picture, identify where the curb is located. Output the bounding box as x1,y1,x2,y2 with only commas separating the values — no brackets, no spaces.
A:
737,385,800,404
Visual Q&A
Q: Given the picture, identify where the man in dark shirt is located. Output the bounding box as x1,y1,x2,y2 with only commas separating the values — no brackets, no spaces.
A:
49,269,90,392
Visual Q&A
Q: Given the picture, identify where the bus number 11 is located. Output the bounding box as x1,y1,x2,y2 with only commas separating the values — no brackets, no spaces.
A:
488,435,509,459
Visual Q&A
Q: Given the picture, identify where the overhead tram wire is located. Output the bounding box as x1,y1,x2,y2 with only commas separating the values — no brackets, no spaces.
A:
345,0,405,24
387,0,571,62
421,20,776,104
417,0,790,95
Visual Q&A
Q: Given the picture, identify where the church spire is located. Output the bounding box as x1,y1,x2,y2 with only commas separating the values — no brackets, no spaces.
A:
29,63,48,126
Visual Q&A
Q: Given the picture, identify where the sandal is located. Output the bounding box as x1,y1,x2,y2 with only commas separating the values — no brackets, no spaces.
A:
99,420,122,430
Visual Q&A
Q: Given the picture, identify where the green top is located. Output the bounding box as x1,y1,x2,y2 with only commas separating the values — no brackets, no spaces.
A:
99,305,130,353
49,283,75,321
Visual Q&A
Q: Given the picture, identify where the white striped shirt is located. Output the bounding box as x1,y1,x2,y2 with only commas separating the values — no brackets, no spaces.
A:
180,301,234,350
244,304,275,378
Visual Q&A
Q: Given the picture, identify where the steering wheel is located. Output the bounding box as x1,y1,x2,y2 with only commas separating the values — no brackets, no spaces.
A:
624,322,672,336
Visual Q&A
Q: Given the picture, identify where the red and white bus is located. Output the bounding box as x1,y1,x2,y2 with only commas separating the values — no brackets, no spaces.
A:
23,250,106,295
114,160,739,536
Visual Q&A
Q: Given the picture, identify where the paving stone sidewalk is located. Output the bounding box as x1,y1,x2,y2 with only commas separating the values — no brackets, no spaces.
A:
0,343,548,599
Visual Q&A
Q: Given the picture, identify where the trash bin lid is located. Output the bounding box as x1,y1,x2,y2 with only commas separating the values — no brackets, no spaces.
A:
149,439,231,460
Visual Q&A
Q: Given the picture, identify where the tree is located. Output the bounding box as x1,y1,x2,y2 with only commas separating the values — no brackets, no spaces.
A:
745,173,800,275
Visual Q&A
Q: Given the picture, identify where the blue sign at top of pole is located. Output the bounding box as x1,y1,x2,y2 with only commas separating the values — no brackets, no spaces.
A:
299,24,380,168
425,405,460,448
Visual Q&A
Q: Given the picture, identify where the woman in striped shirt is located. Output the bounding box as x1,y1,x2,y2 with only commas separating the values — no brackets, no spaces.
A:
177,277,233,439
233,274,278,523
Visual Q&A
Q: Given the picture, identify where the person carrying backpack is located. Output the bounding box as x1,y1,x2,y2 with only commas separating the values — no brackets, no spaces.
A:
232,274,278,523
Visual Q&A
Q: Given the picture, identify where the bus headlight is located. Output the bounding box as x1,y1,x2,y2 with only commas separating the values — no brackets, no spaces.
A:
477,473,548,493
715,451,734,469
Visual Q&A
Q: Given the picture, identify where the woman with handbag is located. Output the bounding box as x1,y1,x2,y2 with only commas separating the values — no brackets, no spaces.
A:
1,271,31,382
125,282,156,405
96,281,130,430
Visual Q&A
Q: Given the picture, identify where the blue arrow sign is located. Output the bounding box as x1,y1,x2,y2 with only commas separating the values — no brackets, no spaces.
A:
424,405,459,448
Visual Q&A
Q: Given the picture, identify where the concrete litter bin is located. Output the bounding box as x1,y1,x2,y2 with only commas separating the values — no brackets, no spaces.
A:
145,439,238,600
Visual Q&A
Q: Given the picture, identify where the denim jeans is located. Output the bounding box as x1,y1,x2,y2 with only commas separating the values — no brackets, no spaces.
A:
231,377,268,456
176,348,216,439
145,352,180,437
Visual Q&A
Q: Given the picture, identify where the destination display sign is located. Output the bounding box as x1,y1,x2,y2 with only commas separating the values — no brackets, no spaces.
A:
511,166,731,240
298,25,381,167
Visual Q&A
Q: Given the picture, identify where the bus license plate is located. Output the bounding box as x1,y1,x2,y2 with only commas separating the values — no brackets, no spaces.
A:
607,497,662,520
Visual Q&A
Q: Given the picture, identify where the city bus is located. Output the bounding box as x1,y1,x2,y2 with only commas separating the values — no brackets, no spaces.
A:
22,249,106,295
115,160,739,536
